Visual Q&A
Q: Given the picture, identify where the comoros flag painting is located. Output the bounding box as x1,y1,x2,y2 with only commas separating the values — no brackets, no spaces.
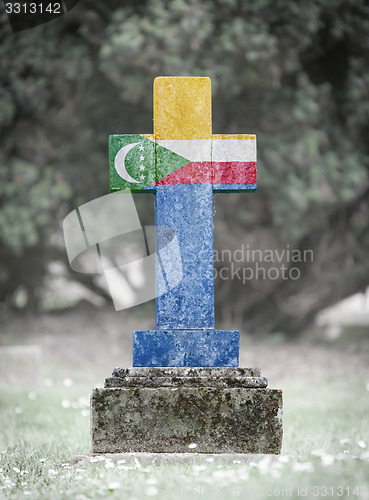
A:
109,134,257,193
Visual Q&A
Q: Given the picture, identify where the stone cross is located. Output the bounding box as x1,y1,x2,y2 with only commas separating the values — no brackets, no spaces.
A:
109,77,257,367
91,77,282,455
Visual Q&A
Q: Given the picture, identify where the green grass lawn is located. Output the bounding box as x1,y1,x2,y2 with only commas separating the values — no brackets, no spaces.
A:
1,377,368,499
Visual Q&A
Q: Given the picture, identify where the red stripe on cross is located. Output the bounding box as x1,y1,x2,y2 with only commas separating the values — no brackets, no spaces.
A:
213,161,257,185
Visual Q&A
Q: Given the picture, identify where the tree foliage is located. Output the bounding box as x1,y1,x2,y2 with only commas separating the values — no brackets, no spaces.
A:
0,0,369,333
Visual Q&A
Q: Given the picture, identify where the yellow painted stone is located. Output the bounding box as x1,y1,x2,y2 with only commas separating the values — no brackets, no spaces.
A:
154,77,212,140
141,134,155,141
212,134,256,141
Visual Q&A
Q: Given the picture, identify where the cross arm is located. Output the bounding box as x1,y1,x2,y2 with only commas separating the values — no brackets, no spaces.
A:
109,133,257,193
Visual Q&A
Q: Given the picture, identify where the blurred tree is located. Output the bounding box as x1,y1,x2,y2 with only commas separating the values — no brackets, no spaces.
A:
0,0,368,333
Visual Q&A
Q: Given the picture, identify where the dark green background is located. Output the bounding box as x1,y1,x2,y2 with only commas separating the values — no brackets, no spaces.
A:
0,0,368,335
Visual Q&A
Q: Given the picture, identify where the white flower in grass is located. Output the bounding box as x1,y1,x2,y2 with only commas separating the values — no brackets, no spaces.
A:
292,462,314,472
146,477,158,485
15,407,22,414
193,464,207,472
108,482,121,491
339,438,349,444
212,469,228,479
13,467,20,473
117,465,130,470
88,479,100,486
104,462,114,469
63,378,73,387
321,454,335,466
358,440,367,449
238,467,249,481
311,449,325,457
4,477,14,487
116,459,126,464
256,455,272,474
39,459,46,463
48,469,58,477
89,458,99,463
81,410,89,417
271,468,281,479
61,400,70,409
146,486,159,496
218,469,238,481
188,443,197,449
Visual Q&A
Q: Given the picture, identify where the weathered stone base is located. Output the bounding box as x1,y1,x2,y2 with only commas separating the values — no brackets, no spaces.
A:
91,368,283,454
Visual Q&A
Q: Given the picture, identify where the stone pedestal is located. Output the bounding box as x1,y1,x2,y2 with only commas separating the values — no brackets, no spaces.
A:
133,330,240,366
91,368,283,454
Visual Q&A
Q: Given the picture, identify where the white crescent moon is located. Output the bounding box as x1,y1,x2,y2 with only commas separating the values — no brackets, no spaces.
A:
114,142,140,183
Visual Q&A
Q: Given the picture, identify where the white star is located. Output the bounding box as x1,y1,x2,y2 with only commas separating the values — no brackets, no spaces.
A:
140,174,145,180
139,145,144,151
139,155,145,161
139,164,145,171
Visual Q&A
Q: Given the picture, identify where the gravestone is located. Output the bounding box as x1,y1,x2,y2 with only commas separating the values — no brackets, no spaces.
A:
91,77,283,453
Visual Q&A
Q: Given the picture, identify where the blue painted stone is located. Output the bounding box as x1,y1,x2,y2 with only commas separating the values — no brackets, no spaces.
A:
213,184,257,193
155,184,215,329
133,330,239,367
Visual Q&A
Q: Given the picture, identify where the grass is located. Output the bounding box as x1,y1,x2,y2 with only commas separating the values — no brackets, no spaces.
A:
0,377,369,499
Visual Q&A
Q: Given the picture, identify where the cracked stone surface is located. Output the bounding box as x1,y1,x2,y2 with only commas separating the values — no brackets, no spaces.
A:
106,367,267,388
113,367,261,377
91,379,283,454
